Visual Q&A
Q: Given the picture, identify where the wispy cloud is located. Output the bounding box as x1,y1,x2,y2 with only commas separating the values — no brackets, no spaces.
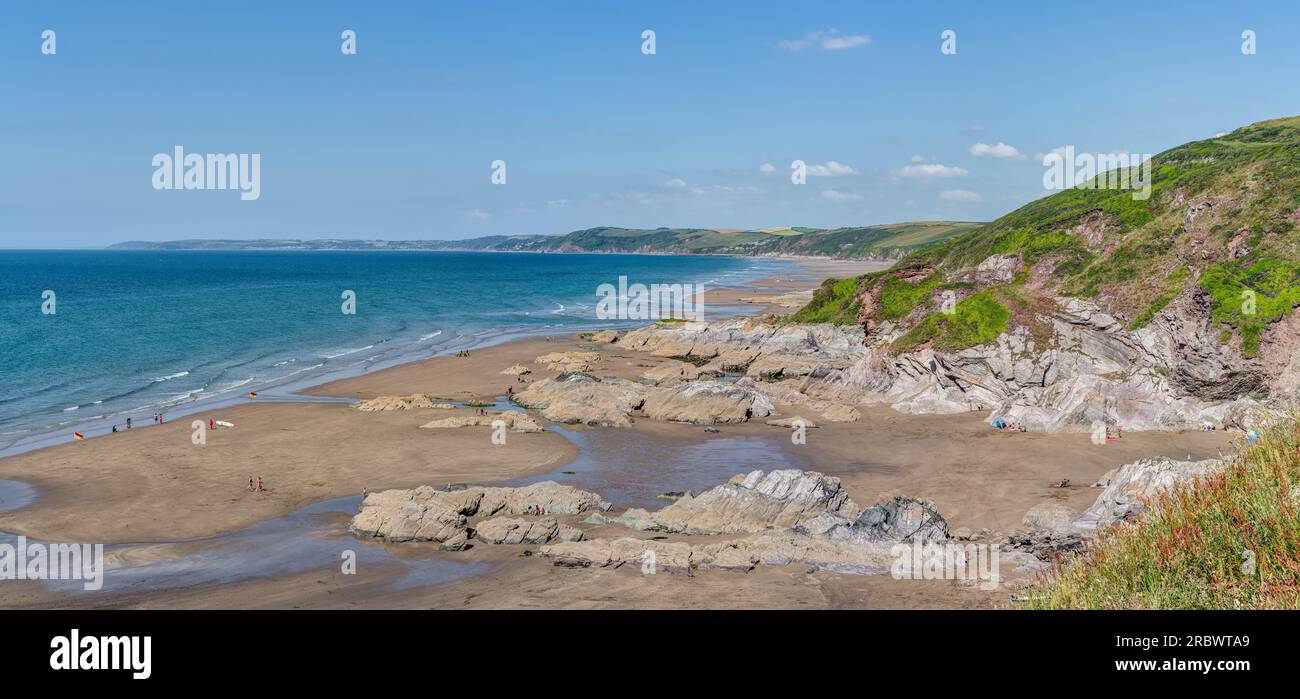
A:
821,189,862,201
779,29,870,52
806,160,858,177
969,142,1026,160
758,162,777,173
939,189,982,202
660,177,688,188
898,163,967,178
463,209,492,220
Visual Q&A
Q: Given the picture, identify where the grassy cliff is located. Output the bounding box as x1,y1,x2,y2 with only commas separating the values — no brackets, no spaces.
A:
793,116,1300,357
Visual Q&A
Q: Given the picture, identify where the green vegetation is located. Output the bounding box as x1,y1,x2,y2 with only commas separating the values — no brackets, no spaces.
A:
892,289,1011,352
1202,257,1300,355
1022,417,1300,609
877,273,942,319
787,276,864,324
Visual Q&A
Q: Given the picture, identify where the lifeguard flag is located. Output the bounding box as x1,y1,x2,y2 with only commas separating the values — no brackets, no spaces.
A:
73,432,85,441
248,392,258,399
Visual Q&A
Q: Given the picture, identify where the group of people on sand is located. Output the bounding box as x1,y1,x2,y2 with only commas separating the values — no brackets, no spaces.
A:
455,350,471,358
528,504,546,516
247,476,265,493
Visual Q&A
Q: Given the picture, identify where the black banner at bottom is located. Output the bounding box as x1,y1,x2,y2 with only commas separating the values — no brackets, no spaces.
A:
0,610,1280,685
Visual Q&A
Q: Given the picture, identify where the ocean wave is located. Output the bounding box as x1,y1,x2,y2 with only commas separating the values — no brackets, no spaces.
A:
319,345,374,359
153,371,190,382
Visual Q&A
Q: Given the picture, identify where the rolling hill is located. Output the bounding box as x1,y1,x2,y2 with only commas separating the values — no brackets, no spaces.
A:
110,221,982,260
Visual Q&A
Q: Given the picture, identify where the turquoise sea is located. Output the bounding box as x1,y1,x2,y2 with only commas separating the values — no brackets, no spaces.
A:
0,250,792,455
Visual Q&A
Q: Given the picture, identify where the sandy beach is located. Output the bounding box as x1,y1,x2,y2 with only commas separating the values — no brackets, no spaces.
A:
0,256,1235,609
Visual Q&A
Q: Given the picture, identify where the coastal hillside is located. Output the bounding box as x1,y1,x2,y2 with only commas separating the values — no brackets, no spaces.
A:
788,116,1300,432
109,220,981,260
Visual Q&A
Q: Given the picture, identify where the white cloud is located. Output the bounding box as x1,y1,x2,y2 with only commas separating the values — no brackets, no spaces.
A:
806,160,857,177
546,199,570,209
690,185,762,195
821,189,861,201
939,189,982,202
661,177,688,189
964,124,985,134
463,209,492,220
910,154,925,163
779,29,871,52
1034,146,1071,162
758,162,777,173
899,164,967,178
969,142,1026,160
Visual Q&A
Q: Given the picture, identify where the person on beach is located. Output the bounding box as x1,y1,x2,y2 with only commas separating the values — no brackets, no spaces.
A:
112,425,117,433
248,477,255,492
126,417,132,430
256,476,264,492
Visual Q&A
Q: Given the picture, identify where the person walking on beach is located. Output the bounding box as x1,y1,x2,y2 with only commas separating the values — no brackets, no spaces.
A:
256,476,264,492
126,417,132,430
248,477,255,492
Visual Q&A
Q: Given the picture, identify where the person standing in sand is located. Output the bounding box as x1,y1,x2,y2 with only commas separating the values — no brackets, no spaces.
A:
256,476,264,492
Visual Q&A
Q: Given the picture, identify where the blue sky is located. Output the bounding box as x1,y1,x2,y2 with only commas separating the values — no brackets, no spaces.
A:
2,0,1298,248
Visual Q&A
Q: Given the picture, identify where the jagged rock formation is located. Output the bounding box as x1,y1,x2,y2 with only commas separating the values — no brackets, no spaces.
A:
640,380,774,425
540,477,953,576
513,373,647,427
611,302,1277,433
349,481,602,547
355,394,457,411
1070,456,1226,535
419,411,545,433
534,351,601,373
472,516,584,545
616,469,860,534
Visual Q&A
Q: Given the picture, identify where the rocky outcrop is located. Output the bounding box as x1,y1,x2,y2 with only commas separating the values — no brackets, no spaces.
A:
473,517,584,545
612,282,1280,433
799,293,1267,432
1071,457,1226,535
420,411,545,433
350,481,602,546
615,469,860,535
640,361,703,386
975,253,1022,286
499,364,532,376
640,380,774,425
355,394,456,412
541,487,954,576
534,351,601,373
513,373,647,427
828,496,949,545
588,330,619,343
